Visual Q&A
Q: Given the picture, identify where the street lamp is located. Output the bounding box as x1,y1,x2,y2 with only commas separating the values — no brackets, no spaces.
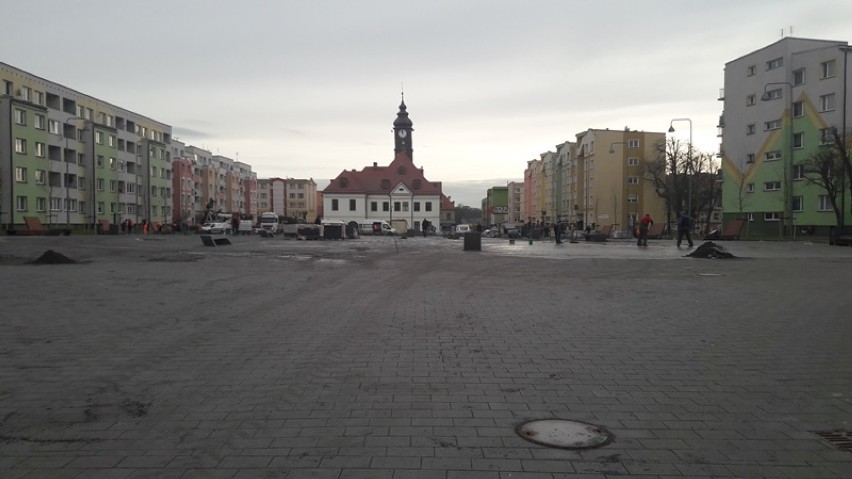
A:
668,118,693,218
761,81,794,239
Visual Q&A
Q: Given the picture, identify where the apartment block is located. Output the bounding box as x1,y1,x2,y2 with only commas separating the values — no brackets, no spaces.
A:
720,37,851,237
1,62,172,232
507,181,524,222
572,128,667,233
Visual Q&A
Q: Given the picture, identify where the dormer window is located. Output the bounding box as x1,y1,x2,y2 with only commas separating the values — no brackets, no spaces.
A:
413,179,421,190
398,165,407,175
339,177,348,187
381,179,391,190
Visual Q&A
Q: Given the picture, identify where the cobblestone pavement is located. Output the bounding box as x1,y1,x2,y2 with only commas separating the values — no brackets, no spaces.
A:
1,234,852,478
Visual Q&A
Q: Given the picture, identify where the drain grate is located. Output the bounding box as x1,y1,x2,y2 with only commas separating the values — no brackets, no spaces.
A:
813,430,852,454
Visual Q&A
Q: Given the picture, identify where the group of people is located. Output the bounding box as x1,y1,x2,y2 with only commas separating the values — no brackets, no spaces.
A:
635,211,694,247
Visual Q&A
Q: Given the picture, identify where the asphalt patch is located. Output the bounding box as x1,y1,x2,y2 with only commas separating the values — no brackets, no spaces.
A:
29,250,77,264
686,241,737,259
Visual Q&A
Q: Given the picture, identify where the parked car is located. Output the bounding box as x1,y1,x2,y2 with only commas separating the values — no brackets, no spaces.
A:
200,222,230,234
452,224,472,239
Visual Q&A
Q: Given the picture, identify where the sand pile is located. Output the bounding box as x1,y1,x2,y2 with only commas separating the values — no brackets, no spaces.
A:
29,250,77,264
685,242,737,259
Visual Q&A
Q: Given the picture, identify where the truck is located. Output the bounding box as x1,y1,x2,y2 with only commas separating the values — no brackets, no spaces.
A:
258,212,279,234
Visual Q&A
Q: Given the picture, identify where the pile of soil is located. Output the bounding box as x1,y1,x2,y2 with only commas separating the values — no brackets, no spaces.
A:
29,250,77,264
686,241,737,259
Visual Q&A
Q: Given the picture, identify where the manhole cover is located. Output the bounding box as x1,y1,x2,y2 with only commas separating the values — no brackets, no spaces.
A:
516,419,612,449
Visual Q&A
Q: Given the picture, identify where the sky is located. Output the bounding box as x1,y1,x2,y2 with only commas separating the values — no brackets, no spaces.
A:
3,1,851,207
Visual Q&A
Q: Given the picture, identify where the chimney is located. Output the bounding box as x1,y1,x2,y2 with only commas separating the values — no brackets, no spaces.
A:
373,162,378,167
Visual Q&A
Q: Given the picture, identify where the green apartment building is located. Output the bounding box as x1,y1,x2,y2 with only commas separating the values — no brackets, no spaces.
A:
1,62,172,232
720,37,851,239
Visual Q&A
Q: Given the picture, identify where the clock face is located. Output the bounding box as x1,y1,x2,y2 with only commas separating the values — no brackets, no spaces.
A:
398,129,407,138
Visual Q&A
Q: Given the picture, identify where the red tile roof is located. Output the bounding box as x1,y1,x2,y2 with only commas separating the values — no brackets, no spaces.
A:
322,151,443,196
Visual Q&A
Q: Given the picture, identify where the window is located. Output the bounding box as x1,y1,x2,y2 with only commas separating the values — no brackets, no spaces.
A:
793,68,805,85
109,180,116,193
627,194,638,204
425,202,432,212
746,154,755,163
627,176,639,185
15,138,26,154
793,101,804,117
382,202,389,212
371,201,377,212
414,202,420,212
20,87,31,101
34,114,45,129
820,127,836,145
764,212,781,221
793,132,804,149
109,157,116,169
35,142,45,157
821,60,836,78
15,167,27,182
95,131,103,144
331,199,339,211
746,183,755,193
394,202,401,212
792,196,803,212
765,151,782,161
77,177,85,189
15,196,27,211
50,197,63,211
97,202,104,214
36,197,46,212
34,169,46,184
793,164,805,180
764,88,782,100
747,65,756,76
14,109,26,125
96,155,104,168
764,119,781,131
96,178,104,191
819,93,835,112
402,202,409,212
746,94,756,106
48,119,60,134
747,124,756,135
764,181,781,191
628,139,639,148
627,157,638,166
349,199,356,211
819,195,833,211
766,57,783,70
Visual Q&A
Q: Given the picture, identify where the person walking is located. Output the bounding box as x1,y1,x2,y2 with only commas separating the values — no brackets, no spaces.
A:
637,213,653,246
422,219,429,237
676,211,694,248
554,222,563,244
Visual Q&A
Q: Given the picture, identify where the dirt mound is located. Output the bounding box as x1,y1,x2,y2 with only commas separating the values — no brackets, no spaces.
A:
29,250,77,264
686,241,737,259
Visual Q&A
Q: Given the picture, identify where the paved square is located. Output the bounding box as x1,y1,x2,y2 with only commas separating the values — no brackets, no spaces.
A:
2,234,851,478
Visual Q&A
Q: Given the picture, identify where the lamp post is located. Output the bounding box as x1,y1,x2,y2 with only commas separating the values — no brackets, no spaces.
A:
668,118,693,219
761,82,794,239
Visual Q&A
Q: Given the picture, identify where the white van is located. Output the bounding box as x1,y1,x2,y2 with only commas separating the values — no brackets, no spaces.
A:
358,221,397,236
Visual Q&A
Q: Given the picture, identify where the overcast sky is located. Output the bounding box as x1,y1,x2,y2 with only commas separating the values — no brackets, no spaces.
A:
3,1,851,206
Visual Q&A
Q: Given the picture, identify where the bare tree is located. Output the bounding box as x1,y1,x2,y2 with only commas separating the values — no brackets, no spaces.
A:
801,127,848,227
646,138,686,233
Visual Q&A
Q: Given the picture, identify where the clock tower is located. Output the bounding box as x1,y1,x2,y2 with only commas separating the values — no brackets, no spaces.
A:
393,95,413,159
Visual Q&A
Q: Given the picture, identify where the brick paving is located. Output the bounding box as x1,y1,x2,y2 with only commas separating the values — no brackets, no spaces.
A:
1,234,851,478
